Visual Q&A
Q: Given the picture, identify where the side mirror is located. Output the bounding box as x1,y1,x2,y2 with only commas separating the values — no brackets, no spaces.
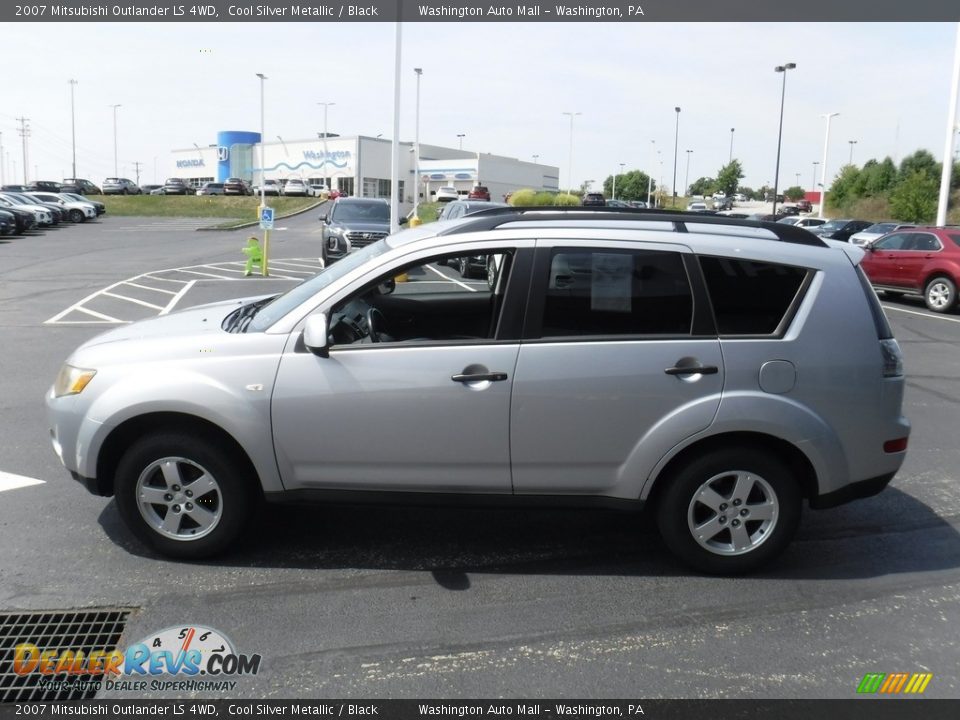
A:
319,214,328,223
399,217,409,225
303,313,329,357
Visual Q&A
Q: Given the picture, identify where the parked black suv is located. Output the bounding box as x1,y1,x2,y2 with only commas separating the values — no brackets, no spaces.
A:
582,192,606,207
61,178,101,195
319,198,405,266
28,181,62,193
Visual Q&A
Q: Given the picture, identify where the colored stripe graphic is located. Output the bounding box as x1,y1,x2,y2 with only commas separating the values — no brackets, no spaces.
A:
858,672,932,694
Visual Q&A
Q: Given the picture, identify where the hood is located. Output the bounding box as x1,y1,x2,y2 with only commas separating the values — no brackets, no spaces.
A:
75,295,273,352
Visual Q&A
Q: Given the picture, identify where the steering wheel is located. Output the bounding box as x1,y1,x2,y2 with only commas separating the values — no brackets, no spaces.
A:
366,307,387,343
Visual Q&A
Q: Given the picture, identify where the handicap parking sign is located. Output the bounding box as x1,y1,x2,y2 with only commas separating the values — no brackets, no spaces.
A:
259,207,274,230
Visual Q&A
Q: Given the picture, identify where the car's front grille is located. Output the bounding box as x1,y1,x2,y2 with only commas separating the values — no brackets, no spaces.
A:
346,231,388,248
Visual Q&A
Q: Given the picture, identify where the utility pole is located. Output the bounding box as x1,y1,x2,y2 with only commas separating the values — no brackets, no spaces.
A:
16,117,30,184
132,161,143,186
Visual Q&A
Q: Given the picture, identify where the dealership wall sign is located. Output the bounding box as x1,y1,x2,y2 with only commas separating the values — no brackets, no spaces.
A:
176,159,205,168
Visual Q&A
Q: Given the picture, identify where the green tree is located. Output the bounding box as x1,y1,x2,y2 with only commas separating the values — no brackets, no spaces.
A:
739,186,755,200
889,170,938,223
898,150,938,182
862,157,897,196
715,160,744,199
784,186,805,201
826,165,862,210
602,170,654,200
688,176,715,196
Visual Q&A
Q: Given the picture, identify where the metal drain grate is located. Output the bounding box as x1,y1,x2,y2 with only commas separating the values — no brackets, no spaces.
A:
0,609,132,703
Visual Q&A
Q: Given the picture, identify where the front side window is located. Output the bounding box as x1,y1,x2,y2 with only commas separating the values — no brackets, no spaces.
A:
328,250,514,346
539,249,693,338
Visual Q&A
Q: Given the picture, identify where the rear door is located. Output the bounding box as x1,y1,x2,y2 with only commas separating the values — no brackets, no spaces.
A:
510,241,722,496
895,232,943,290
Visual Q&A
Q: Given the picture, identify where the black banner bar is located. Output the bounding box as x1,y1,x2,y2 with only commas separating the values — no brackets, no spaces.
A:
3,0,959,23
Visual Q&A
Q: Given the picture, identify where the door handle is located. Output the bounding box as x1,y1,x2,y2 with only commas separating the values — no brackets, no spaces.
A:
664,365,719,376
452,371,508,383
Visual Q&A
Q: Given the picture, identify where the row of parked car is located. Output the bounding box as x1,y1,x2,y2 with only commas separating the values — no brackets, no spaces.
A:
0,187,105,236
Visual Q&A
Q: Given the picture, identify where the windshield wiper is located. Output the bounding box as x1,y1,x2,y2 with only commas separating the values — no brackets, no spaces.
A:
224,296,276,333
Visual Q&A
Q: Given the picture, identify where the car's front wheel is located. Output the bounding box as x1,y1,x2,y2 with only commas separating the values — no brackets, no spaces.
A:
924,276,956,313
114,432,254,558
68,209,84,222
656,447,801,574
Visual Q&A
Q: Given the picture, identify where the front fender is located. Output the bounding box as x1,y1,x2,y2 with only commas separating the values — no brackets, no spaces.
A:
75,366,283,493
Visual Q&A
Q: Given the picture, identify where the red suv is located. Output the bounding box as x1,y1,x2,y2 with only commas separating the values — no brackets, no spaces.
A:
467,185,490,201
860,226,960,313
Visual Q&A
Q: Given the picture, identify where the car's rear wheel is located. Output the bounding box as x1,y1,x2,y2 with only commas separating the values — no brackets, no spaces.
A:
114,432,253,558
656,447,801,574
924,276,956,313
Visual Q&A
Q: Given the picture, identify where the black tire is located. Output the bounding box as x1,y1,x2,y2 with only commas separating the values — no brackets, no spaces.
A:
924,276,956,313
69,209,84,223
656,447,801,574
114,432,254,558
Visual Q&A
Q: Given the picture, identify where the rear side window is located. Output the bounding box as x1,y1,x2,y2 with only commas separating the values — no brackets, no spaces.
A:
947,233,960,248
540,249,693,337
699,257,808,335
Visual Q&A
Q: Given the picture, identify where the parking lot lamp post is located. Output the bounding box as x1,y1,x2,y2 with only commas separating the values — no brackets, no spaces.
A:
812,161,819,190
256,73,268,275
672,107,680,206
936,23,960,227
848,140,858,165
318,102,335,193
729,127,735,163
613,162,624,199
457,133,465,150
818,112,839,219
647,140,655,206
68,79,78,180
109,104,121,177
795,172,801,188
684,150,692,197
771,63,796,216
562,112,580,193
413,69,422,219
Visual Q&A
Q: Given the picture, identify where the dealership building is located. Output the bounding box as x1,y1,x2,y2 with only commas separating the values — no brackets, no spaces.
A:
170,131,559,203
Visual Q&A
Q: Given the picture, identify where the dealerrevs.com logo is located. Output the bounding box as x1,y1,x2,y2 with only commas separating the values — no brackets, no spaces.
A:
13,625,261,693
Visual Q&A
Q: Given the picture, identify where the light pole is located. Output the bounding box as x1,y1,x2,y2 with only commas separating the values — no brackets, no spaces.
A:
68,79,78,180
729,127,735,163
647,140,655,206
456,133,465,150
613,162,624,199
672,107,680,206
795,172,801,188
318,101,335,192
812,161,819,190
684,149,692,197
532,154,539,163
109,104,122,177
562,111,581,193
413,68,422,219
937,23,960,227
818,112,839,219
848,140,858,165
771,62,797,215
256,73,268,275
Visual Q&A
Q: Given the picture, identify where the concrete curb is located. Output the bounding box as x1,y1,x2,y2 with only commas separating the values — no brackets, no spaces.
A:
195,199,327,232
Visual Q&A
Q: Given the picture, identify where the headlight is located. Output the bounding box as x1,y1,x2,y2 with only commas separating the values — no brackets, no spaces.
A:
54,364,97,397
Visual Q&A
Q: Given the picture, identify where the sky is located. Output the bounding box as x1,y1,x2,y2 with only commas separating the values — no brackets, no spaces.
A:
3,21,959,193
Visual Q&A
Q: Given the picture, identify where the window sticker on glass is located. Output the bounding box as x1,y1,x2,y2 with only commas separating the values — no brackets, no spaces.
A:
591,253,633,312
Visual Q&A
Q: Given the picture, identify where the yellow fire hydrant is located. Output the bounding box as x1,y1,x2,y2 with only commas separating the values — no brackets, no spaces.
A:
242,236,263,276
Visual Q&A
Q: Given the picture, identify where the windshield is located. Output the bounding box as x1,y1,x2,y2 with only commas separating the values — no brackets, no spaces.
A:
820,220,847,231
105,178,121,183
6,193,40,205
246,240,389,332
866,223,896,234
332,201,390,223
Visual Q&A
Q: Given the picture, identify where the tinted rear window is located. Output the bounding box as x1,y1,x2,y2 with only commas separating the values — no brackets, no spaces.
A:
699,257,808,335
948,233,960,248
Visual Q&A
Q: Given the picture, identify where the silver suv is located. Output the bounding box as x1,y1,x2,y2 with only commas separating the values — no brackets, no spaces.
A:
46,208,910,573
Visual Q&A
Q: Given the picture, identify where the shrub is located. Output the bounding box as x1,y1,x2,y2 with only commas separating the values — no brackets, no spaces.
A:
553,193,581,206
889,171,938,224
508,188,538,206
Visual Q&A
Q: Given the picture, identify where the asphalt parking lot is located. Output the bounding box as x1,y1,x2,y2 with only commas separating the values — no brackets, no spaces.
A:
1,210,959,699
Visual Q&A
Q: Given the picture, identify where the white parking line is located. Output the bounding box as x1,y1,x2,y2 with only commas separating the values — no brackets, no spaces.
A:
76,307,125,322
101,291,166,310
269,260,324,270
122,281,178,295
425,264,477,292
160,280,196,315
0,471,46,493
173,269,242,280
883,305,960,324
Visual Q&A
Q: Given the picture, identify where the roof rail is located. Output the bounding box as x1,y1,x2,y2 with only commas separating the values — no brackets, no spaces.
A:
436,206,828,247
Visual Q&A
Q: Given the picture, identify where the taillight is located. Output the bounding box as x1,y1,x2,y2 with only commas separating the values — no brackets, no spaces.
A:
879,338,903,377
884,437,908,453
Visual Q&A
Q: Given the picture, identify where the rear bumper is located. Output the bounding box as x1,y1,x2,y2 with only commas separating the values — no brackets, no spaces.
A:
809,472,896,509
